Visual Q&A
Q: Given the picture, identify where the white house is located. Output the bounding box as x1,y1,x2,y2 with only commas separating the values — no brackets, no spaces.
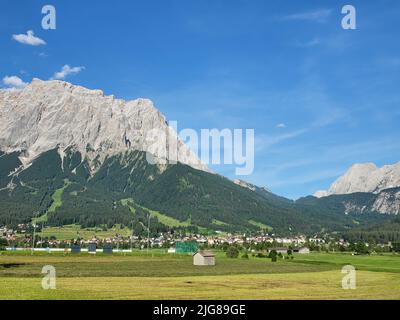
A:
297,247,310,254
168,247,176,253
269,247,288,254
193,251,216,266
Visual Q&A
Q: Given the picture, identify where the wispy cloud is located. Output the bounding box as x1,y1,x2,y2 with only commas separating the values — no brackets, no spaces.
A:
255,129,308,152
276,123,286,128
293,38,321,48
256,136,400,192
12,30,46,46
282,9,332,23
267,168,342,188
2,75,28,89
51,65,85,80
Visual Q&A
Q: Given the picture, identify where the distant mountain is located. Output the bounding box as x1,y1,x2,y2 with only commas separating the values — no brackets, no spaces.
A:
315,162,400,197
298,188,400,216
310,162,400,217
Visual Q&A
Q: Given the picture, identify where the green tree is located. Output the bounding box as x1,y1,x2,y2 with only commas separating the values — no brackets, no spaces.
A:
226,246,239,258
0,238,8,250
355,242,369,255
391,242,400,253
269,249,277,262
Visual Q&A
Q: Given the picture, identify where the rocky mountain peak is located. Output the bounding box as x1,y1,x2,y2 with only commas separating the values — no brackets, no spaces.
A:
314,161,400,198
234,179,271,193
0,79,209,173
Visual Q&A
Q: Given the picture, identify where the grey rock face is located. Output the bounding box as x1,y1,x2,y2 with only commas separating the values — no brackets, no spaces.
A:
372,189,400,214
0,79,209,174
315,162,400,198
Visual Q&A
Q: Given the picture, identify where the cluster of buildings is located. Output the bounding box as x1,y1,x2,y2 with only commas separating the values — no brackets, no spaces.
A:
0,226,16,242
1,224,319,251
3,223,367,253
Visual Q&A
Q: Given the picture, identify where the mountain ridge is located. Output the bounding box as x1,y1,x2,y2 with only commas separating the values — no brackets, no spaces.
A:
0,80,396,235
315,162,400,198
0,78,209,174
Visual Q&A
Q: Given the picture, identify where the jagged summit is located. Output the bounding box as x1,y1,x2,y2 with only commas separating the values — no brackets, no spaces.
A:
234,179,271,193
314,162,400,198
0,78,209,173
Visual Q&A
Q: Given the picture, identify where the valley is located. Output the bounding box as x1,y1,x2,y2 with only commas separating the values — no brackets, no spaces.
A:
0,251,399,300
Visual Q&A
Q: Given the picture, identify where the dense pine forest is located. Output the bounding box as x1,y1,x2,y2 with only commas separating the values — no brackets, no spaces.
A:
0,148,392,235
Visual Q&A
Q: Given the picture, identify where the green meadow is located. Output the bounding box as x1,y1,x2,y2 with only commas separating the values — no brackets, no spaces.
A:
37,224,132,240
0,251,399,300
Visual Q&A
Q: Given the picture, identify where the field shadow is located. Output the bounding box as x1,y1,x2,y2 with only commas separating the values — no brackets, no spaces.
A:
0,263,27,269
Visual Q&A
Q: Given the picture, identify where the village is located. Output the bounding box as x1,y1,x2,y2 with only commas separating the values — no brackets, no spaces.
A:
0,224,394,255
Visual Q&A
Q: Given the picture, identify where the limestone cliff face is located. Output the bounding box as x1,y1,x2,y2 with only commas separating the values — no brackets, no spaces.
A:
0,79,209,173
313,162,400,215
371,188,400,215
315,162,400,198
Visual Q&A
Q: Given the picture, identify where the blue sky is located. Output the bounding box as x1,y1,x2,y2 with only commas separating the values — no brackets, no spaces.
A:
1,0,400,199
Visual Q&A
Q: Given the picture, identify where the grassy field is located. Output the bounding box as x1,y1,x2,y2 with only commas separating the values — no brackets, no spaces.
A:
121,198,191,227
47,180,71,214
0,252,399,300
38,224,132,240
33,180,71,224
248,219,273,231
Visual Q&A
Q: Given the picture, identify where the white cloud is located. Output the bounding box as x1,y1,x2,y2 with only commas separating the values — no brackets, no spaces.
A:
255,129,308,152
51,65,85,80
2,76,28,89
266,168,342,188
283,9,332,23
276,123,286,128
12,30,46,46
293,38,321,48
